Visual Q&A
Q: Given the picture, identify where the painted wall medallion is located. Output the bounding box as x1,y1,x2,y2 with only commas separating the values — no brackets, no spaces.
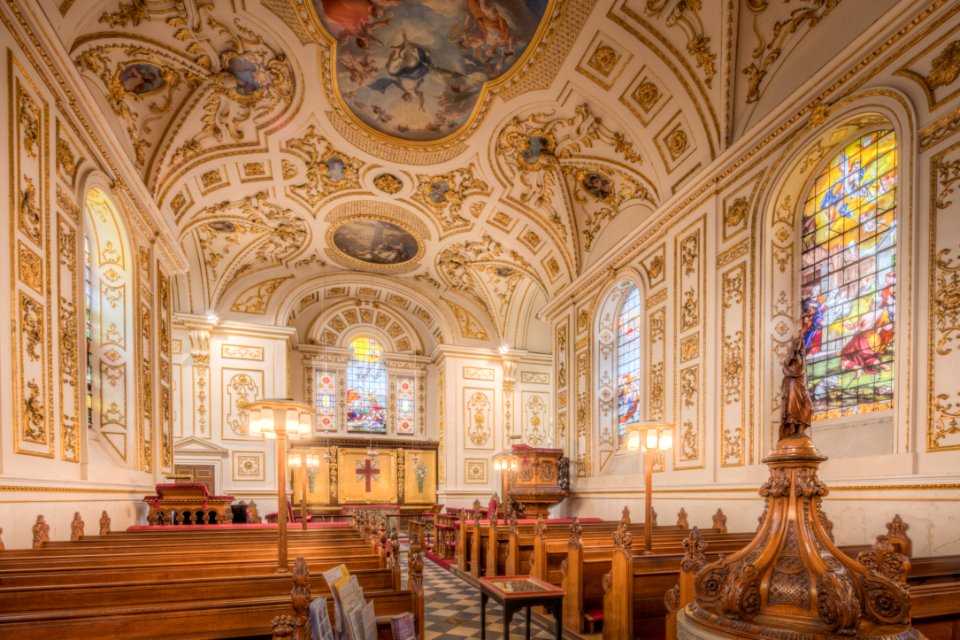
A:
582,172,613,201
118,63,165,95
332,219,419,265
310,0,551,141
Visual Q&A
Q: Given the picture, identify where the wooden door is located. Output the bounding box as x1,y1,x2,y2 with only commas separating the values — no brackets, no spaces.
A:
174,464,216,495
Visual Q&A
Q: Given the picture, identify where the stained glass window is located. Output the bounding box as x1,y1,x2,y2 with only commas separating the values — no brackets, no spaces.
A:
85,234,93,429
617,287,642,438
314,370,337,432
395,378,416,435
346,337,388,433
800,130,896,420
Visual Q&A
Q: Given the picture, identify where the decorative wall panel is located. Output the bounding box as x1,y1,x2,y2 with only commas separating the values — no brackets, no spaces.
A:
929,145,960,450
56,210,80,462
719,261,748,466
222,368,263,440
232,451,265,481
464,458,487,484
674,217,705,469
522,391,550,446
10,56,53,458
464,388,494,450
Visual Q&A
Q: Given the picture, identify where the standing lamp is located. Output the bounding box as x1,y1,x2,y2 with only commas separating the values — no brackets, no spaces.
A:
625,423,673,555
288,450,321,530
248,399,313,572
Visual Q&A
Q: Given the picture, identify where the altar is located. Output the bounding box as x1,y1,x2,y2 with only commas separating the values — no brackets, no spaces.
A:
289,438,438,507
143,483,235,525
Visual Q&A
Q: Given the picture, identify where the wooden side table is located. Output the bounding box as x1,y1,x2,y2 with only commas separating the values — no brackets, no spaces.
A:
478,575,564,640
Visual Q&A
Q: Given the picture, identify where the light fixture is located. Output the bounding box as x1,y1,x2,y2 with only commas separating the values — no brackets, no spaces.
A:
246,399,315,571
498,344,510,355
205,311,219,324
625,422,674,555
366,439,378,458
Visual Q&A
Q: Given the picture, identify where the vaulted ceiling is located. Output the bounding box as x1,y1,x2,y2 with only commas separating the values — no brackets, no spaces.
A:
41,0,893,353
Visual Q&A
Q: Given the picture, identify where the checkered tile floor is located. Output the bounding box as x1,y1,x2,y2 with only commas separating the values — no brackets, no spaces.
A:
399,543,560,639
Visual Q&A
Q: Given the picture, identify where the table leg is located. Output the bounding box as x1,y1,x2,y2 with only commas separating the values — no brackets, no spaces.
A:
480,592,487,640
554,600,563,640
503,603,511,640
526,606,531,640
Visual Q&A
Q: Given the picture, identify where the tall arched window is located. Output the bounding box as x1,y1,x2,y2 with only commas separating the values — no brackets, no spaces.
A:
800,130,896,420
617,287,642,438
346,336,388,433
84,187,135,462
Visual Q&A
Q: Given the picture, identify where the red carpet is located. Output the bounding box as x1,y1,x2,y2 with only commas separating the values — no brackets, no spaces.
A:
425,550,455,571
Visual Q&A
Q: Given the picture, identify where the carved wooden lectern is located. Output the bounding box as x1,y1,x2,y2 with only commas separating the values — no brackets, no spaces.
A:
506,444,570,517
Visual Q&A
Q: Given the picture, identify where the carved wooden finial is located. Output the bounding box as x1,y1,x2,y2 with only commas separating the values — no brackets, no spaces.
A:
99,510,111,536
858,536,910,585
612,520,632,552
408,531,424,592
568,517,583,549
712,509,727,534
0,527,4,551
70,512,85,541
651,507,658,527
534,513,547,539
473,499,482,510
779,333,813,440
677,507,689,530
32,515,49,549
885,514,913,557
621,505,631,525
680,527,708,574
508,511,518,535
664,584,681,613
291,557,311,640
270,615,295,639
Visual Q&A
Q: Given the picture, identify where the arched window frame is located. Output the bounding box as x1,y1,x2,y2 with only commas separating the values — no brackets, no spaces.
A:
83,186,136,465
594,275,646,471
759,98,915,460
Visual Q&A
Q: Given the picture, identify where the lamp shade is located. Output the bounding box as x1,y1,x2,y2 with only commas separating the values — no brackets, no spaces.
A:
626,429,642,451
646,429,659,450
248,409,262,435
658,430,673,451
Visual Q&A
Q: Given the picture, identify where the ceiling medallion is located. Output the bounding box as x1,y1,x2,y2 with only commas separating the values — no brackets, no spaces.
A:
373,173,403,194
330,218,421,271
308,0,552,143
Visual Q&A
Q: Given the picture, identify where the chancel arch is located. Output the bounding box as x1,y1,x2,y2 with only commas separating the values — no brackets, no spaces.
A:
82,185,137,466
592,270,648,473
757,93,916,461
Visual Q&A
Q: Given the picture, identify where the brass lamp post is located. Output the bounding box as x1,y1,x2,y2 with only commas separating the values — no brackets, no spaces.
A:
288,450,321,531
248,399,313,572
626,423,673,555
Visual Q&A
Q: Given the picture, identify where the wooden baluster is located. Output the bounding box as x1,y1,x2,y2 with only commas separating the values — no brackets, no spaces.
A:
291,557,311,640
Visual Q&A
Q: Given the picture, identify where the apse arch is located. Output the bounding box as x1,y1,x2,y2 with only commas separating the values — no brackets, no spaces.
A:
753,89,917,461
305,299,425,356
591,267,648,473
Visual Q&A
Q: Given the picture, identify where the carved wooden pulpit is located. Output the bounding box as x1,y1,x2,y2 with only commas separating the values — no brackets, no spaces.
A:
507,444,569,517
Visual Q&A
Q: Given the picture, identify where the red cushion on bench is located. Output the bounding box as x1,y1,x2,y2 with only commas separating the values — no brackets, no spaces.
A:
584,609,604,622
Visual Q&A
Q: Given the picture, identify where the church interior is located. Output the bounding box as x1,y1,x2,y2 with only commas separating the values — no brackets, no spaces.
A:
2,0,960,638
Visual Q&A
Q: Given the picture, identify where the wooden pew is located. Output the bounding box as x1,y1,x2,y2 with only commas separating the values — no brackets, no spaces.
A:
0,522,414,638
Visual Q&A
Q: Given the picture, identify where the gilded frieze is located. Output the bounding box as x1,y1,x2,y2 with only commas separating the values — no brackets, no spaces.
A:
443,299,489,341
643,0,717,88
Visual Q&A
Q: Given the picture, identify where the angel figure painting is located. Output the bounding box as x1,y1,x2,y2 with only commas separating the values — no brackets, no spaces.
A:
312,0,550,141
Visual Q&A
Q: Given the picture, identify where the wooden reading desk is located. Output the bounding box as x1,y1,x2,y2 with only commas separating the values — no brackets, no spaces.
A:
478,575,563,640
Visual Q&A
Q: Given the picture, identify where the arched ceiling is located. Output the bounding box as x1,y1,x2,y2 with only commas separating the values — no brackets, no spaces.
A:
42,0,885,351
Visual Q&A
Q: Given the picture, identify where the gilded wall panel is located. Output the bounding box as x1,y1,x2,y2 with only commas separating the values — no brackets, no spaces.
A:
720,261,748,466
463,387,494,450
10,57,53,458
673,217,705,469
929,147,960,450
521,391,550,446
157,270,173,471
575,347,591,476
221,368,264,441
56,212,81,462
647,306,666,421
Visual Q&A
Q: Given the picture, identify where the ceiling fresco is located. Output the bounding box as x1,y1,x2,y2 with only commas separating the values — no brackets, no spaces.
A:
48,0,878,350
311,0,551,141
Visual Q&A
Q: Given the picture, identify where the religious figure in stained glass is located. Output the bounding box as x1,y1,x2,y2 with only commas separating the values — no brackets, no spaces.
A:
800,130,896,419
346,337,388,433
617,287,642,438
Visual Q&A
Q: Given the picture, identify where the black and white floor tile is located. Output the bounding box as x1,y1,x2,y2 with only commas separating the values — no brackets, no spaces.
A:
400,545,560,639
